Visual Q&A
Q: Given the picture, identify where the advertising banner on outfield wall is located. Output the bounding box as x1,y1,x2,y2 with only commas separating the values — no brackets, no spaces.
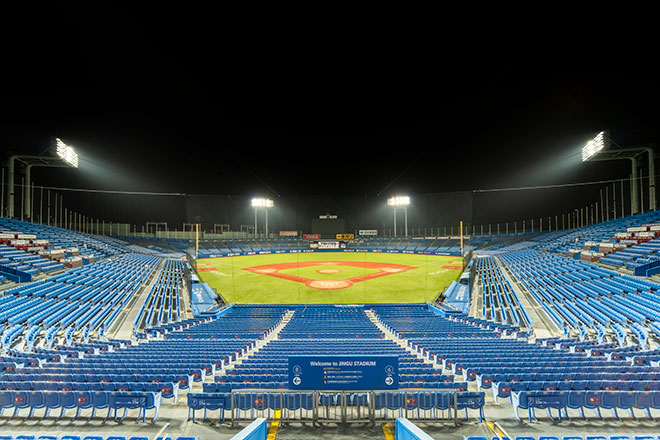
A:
279,230,298,237
317,241,340,249
358,229,377,236
303,234,321,239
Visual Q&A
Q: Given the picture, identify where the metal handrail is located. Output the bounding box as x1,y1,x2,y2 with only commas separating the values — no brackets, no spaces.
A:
228,387,463,427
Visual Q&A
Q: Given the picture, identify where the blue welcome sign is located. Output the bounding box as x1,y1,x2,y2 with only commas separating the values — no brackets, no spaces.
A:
288,355,399,390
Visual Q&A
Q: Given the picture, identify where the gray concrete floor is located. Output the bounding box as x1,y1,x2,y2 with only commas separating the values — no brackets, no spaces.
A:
4,398,660,439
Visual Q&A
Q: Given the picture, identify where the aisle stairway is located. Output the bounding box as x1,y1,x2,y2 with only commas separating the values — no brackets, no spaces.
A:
217,309,296,376
496,255,562,339
365,309,430,363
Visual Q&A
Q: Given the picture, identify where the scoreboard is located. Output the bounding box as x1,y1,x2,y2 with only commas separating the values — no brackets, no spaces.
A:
311,217,345,235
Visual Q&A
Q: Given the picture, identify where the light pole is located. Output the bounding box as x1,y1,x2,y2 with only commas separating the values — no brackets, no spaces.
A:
582,130,656,213
251,198,274,238
387,195,410,237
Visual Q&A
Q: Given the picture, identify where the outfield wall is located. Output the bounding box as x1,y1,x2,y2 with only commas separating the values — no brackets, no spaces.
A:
193,251,465,304
195,248,464,260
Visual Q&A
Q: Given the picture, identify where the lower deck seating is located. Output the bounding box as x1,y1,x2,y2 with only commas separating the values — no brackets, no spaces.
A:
0,436,196,440
466,436,660,440
511,389,660,423
187,390,486,423
0,389,161,422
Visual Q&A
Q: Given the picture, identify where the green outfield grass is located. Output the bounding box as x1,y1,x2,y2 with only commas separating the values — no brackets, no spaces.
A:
195,252,463,304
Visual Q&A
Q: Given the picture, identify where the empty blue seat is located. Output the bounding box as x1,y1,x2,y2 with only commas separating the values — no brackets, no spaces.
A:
108,391,161,423
600,391,620,419
634,391,653,419
187,392,229,422
90,391,111,421
41,392,59,420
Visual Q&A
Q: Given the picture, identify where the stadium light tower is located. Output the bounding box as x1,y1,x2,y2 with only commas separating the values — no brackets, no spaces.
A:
5,137,79,220
251,198,274,238
582,130,656,213
387,195,410,237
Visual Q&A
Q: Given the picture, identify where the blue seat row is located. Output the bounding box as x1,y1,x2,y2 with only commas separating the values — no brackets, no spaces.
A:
187,390,486,422
512,390,660,422
493,379,660,401
0,436,196,440
466,436,660,440
0,380,178,401
0,390,160,423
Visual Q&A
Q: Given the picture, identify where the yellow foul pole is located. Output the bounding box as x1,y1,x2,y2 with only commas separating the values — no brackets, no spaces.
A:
460,220,464,256
195,223,199,260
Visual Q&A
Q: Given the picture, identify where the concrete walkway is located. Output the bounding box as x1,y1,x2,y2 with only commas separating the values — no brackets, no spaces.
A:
365,309,437,366
495,256,561,339
217,309,296,376
110,258,164,340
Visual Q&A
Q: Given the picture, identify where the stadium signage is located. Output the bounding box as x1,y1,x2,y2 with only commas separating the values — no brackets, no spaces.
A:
288,355,399,390
336,234,354,240
317,241,340,249
358,229,377,236
279,231,298,237
303,234,321,239
196,248,464,259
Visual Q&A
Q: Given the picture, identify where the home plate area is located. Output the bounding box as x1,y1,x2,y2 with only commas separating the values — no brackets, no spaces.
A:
242,260,417,290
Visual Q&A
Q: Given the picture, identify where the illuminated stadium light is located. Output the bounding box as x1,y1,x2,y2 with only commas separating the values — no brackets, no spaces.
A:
581,131,609,162
387,195,410,237
251,198,274,208
387,195,410,207
56,138,79,168
252,198,274,238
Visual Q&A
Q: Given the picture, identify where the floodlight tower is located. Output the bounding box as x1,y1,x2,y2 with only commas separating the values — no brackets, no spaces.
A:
251,198,274,238
5,137,79,220
582,130,656,213
387,195,410,237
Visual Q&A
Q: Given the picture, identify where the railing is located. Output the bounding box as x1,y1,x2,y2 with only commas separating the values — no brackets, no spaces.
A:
187,388,486,427
229,389,461,427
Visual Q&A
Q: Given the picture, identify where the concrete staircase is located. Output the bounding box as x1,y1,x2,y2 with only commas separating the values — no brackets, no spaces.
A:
216,309,296,376
364,309,436,366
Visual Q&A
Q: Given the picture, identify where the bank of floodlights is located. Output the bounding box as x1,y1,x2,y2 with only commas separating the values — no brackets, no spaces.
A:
581,131,610,162
251,198,274,208
387,195,410,207
55,138,79,168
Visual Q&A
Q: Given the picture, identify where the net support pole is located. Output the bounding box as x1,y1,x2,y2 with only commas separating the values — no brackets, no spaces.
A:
196,223,199,260
647,147,656,211
0,167,3,217
631,157,639,215
640,168,644,213
621,178,625,218
30,181,34,222
606,186,609,221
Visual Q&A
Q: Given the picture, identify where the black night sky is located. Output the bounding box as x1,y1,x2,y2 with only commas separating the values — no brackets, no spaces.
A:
1,13,658,229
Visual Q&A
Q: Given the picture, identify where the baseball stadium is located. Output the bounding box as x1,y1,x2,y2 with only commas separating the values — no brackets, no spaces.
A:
1,16,659,440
